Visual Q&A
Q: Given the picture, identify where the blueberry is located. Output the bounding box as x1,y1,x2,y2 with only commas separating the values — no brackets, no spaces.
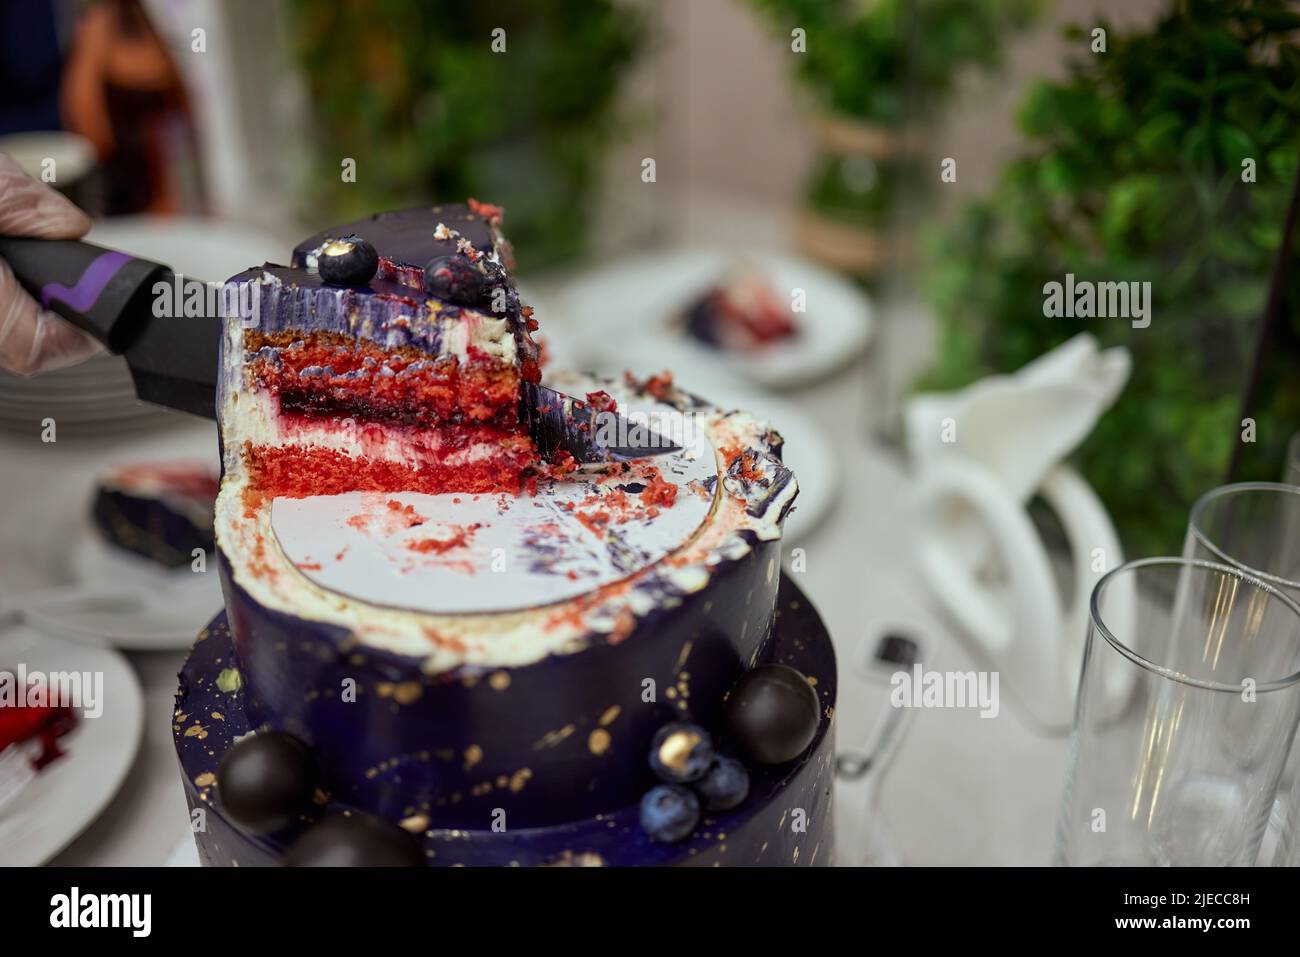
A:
649,722,715,784
639,784,700,843
694,755,750,811
317,235,378,286
424,254,483,304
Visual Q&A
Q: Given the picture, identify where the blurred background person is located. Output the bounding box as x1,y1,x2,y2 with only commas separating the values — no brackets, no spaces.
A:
61,0,203,214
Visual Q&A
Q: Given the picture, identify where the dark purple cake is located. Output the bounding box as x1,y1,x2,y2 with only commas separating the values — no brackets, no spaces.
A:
173,202,836,866
175,578,835,866
92,463,218,568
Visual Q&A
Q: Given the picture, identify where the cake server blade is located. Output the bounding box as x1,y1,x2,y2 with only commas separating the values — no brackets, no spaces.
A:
122,310,221,419
0,236,220,419
520,380,682,464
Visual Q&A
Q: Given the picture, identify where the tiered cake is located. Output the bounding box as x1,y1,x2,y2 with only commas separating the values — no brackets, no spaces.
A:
174,203,837,866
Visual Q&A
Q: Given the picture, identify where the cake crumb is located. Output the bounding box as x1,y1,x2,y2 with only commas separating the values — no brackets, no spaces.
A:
585,390,618,414
468,197,504,226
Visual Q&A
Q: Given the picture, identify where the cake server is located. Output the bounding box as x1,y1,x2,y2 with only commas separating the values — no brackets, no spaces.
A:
520,380,681,463
0,236,219,418
0,236,682,462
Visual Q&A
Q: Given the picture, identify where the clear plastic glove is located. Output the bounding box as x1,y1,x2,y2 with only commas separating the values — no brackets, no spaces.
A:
0,153,102,376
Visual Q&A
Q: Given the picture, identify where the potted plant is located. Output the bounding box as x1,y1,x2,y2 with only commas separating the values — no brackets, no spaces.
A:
289,0,643,270
921,0,1300,555
748,0,1038,278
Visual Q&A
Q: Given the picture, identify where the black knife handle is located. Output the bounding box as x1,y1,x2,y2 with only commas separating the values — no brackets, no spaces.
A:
0,236,170,354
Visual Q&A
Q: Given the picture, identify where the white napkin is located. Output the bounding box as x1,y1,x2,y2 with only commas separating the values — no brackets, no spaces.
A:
900,334,1135,730
903,334,1130,501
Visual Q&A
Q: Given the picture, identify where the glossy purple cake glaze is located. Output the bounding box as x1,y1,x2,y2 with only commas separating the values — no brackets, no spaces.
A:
175,577,836,866
217,533,781,829
225,203,539,378
213,360,799,830
291,204,503,284
230,267,459,352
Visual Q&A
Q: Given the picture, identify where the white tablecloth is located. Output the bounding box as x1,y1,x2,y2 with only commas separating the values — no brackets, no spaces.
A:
0,226,1071,864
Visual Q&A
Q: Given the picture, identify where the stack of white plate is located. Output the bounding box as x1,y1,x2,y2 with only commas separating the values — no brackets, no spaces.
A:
0,216,288,434
0,356,169,435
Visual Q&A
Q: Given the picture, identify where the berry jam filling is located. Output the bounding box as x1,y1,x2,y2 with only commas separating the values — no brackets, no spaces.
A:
247,332,523,428
239,329,542,502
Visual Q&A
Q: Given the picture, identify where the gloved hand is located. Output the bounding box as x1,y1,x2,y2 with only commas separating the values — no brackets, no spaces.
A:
0,153,102,376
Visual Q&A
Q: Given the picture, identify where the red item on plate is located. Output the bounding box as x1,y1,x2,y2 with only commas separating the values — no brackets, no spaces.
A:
0,683,78,770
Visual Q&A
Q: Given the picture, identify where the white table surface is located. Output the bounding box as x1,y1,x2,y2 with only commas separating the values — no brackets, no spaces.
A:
0,254,1071,867
0,361,1069,868
0,416,199,866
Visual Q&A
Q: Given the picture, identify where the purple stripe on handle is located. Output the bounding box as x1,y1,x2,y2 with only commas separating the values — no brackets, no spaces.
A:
40,251,133,312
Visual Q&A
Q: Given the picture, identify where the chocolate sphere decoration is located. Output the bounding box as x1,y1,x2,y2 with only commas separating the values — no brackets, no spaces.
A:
317,235,378,286
216,730,318,834
648,722,715,784
639,784,700,844
283,812,425,867
423,253,483,304
695,755,750,811
722,664,820,765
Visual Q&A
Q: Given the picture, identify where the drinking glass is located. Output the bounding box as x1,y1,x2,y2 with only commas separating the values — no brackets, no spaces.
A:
1187,483,1300,595
1186,481,1300,864
1055,557,1300,866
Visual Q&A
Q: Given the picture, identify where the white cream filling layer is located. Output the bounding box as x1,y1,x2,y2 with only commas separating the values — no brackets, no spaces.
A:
230,391,517,469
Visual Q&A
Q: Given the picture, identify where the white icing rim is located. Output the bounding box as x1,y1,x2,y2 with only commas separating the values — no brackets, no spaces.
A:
214,371,796,674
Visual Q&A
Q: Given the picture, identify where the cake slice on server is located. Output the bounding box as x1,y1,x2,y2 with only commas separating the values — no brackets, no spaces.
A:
222,202,545,502
181,201,835,867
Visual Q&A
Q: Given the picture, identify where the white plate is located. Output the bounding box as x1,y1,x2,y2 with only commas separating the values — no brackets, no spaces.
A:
165,835,200,867
0,626,143,866
24,534,223,650
570,351,838,544
0,132,96,183
14,422,224,650
86,216,288,280
558,248,873,390
59,425,222,649
0,412,171,436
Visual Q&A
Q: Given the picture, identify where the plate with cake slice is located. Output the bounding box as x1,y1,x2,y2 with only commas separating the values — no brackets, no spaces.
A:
12,427,224,650
559,247,874,390
0,625,143,866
